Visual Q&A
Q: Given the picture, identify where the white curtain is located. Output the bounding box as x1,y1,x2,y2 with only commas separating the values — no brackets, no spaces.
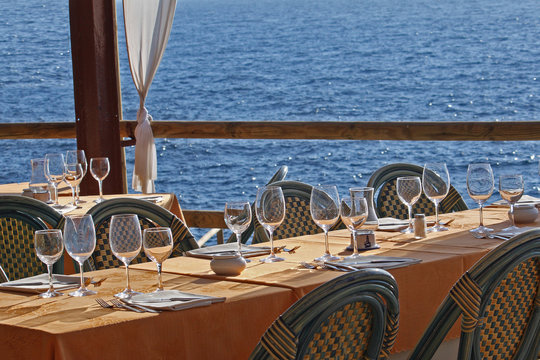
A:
123,0,177,193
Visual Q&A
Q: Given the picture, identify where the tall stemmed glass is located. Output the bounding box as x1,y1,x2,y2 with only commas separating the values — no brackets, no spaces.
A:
44,153,65,209
34,229,64,298
340,196,368,260
64,163,83,207
255,186,286,263
422,163,450,232
467,163,494,237
224,201,252,261
66,150,87,204
64,215,96,296
143,227,173,292
90,157,110,203
499,174,524,232
109,214,142,298
311,185,341,262
396,176,422,234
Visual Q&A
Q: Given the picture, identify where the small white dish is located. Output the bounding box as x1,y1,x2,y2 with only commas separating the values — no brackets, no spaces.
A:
510,204,538,224
210,254,246,276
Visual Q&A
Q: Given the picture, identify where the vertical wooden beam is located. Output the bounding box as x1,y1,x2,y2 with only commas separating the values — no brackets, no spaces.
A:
69,0,126,195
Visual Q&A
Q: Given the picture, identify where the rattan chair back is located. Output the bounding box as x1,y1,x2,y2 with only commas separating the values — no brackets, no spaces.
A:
409,228,540,360
0,195,65,281
249,268,399,360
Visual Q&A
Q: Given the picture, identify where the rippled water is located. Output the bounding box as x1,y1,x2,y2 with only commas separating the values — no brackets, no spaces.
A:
0,0,539,215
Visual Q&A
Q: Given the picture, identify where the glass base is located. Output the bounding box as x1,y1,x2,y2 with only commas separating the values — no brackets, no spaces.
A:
260,254,284,263
470,226,493,238
427,224,449,232
314,253,341,262
400,226,414,234
69,287,97,297
344,253,362,261
76,198,87,204
39,289,63,298
114,289,142,299
94,197,105,204
501,225,520,232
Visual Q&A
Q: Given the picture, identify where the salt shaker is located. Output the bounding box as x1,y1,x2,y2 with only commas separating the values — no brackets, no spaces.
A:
414,214,427,239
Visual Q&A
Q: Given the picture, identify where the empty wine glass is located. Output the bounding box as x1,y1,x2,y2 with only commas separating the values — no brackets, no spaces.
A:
396,176,422,234
224,201,252,261
109,214,142,298
44,153,65,209
255,186,286,263
64,163,83,207
467,163,494,237
64,214,96,296
499,174,524,232
311,185,340,262
143,227,173,292
66,150,87,204
34,229,64,298
340,196,368,260
422,163,450,232
90,157,110,203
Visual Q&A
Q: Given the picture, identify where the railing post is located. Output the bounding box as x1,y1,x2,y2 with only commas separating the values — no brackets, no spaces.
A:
69,0,126,195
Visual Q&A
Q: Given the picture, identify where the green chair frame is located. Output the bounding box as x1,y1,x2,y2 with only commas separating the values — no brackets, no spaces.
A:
0,195,65,281
367,163,468,220
249,268,400,360
85,197,198,271
408,228,540,360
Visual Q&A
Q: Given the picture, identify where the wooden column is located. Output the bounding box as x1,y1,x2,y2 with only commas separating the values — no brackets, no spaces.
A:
69,0,126,195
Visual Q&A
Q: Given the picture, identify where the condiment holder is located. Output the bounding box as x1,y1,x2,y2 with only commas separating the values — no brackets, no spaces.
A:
348,230,378,251
510,204,538,224
210,253,246,276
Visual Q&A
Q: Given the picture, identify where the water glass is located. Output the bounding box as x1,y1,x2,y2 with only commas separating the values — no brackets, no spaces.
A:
143,227,173,292
396,176,422,234
66,150,87,204
499,174,524,232
467,163,494,237
340,196,368,259
109,214,142,298
422,163,450,232
44,153,66,208
64,214,96,296
64,163,83,206
29,158,51,202
90,157,110,203
255,186,286,263
224,201,252,261
34,229,64,298
311,185,340,262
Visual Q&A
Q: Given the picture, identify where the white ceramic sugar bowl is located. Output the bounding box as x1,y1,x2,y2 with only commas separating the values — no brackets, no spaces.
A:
210,253,246,276
509,204,538,224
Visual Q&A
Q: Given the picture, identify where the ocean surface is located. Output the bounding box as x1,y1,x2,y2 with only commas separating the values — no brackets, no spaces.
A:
1,0,539,232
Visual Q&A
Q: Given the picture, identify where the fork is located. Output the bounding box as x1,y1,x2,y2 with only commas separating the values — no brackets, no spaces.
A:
96,298,145,313
110,298,160,313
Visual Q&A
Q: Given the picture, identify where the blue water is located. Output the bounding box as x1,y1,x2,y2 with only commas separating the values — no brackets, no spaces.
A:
1,0,539,217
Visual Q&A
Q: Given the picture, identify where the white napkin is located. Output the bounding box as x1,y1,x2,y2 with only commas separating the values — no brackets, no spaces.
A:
186,243,271,259
326,255,421,270
0,274,84,293
123,290,225,311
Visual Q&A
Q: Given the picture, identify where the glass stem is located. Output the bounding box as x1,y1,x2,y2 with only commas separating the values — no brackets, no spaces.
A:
125,263,131,291
510,203,515,227
268,229,275,256
408,205,413,230
53,184,59,205
98,180,103,200
324,230,330,255
352,230,358,255
70,185,76,205
236,232,242,256
79,262,86,290
76,184,80,202
156,262,163,291
479,204,484,227
47,264,54,293
434,201,440,226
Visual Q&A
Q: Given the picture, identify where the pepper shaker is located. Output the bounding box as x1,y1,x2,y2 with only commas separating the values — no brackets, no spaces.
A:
414,214,427,239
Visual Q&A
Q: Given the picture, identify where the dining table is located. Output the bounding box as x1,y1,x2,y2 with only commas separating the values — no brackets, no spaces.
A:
0,203,537,359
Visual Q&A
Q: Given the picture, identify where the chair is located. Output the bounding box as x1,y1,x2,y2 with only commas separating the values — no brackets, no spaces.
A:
84,198,198,271
408,228,540,360
367,163,468,220
249,268,400,360
252,180,344,244
0,195,65,281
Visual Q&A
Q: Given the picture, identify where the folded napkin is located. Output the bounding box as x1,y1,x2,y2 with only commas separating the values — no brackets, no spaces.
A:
0,273,85,294
133,195,164,203
490,226,538,240
492,195,540,207
186,243,271,259
325,255,422,270
55,204,77,215
377,217,451,232
123,290,225,311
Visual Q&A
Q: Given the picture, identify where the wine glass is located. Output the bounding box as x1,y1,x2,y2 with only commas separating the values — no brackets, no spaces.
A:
109,214,142,298
467,163,494,237
64,163,83,207
63,214,96,296
44,153,65,209
143,227,173,292
90,157,110,203
422,163,450,232
29,158,51,202
66,150,87,204
34,229,64,298
340,196,368,260
255,186,286,263
311,185,340,262
396,176,422,234
224,201,252,261
499,174,524,232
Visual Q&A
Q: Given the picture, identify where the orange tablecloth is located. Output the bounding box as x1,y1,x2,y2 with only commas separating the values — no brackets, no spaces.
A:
0,206,537,359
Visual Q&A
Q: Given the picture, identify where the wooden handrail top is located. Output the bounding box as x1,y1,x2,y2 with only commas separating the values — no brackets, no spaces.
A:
182,209,226,229
1,120,539,141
